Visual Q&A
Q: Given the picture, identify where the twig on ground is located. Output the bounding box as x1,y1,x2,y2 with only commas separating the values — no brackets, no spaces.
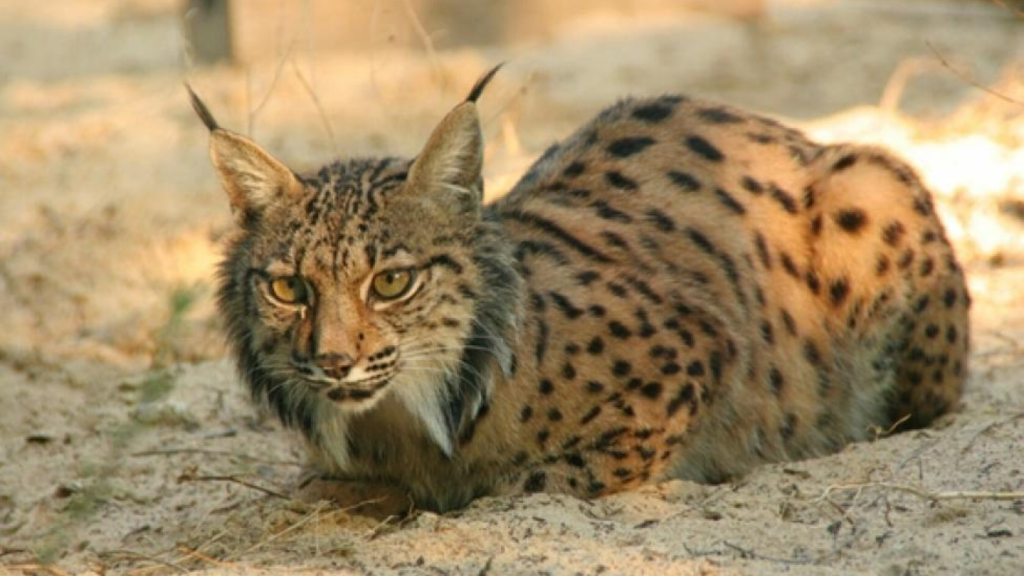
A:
176,471,290,500
176,545,236,568
100,549,187,574
130,447,302,467
722,541,814,565
6,565,73,576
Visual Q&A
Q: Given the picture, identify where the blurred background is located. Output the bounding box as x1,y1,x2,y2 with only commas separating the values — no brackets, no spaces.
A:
2,1,1024,571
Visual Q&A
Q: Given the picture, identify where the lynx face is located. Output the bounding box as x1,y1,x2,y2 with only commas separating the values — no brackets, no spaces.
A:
230,159,484,411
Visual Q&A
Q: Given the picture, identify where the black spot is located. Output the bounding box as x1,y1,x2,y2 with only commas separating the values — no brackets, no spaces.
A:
686,360,705,377
913,197,932,216
715,188,747,215
755,232,772,269
609,321,632,339
803,340,822,365
946,325,958,344
548,291,584,319
586,381,605,394
606,281,628,297
644,208,676,232
632,102,675,123
829,278,850,306
832,154,858,172
919,257,934,277
697,106,744,124
913,295,930,313
943,288,957,308
834,209,867,233
882,221,906,246
709,351,723,381
685,135,724,162
587,337,604,355
581,405,602,424
547,408,563,421
741,176,764,195
805,271,821,295
519,406,534,422
592,200,633,223
667,171,701,192
576,270,600,285
803,187,816,210
925,324,940,339
760,320,774,344
780,252,800,278
898,249,915,270
536,429,550,444
608,136,656,157
589,304,606,317
565,453,586,468
563,161,586,178
613,360,632,377
539,379,555,394
661,362,681,376
876,255,890,276
769,184,799,214
605,171,639,191
770,368,784,394
686,228,716,254
524,470,546,492
562,362,577,380
811,215,823,236
667,383,696,416
747,132,775,144
781,413,797,440
781,309,797,336
564,343,580,355
640,382,663,399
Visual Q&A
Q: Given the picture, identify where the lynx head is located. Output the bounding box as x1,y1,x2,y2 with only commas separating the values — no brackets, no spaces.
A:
188,67,520,456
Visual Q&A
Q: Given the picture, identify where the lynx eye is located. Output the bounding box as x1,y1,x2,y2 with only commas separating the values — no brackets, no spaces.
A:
372,269,415,300
269,276,307,304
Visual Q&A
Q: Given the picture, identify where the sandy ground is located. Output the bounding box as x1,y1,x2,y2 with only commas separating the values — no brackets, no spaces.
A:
2,1,1023,574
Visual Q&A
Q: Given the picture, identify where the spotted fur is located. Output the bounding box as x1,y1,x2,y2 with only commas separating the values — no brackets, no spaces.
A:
190,70,969,512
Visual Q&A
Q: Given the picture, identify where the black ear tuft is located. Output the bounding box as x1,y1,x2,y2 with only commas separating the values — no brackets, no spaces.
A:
464,63,504,104
185,83,220,132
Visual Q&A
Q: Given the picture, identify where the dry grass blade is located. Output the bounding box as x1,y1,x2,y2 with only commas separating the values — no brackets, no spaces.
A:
927,41,1024,106
821,482,1024,503
177,471,290,500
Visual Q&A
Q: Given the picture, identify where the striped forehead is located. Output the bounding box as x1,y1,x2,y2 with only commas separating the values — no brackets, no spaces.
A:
292,157,411,274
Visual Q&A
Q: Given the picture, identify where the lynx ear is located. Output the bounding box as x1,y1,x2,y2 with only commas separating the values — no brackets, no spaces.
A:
406,64,502,202
407,101,484,200
186,84,301,214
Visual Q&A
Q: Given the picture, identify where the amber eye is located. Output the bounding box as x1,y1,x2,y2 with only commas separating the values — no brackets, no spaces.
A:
371,269,415,300
269,276,307,304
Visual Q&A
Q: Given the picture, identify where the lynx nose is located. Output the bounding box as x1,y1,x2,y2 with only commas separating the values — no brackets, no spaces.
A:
316,353,355,380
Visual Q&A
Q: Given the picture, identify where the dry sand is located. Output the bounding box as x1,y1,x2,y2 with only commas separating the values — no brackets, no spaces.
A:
1,1,1023,575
